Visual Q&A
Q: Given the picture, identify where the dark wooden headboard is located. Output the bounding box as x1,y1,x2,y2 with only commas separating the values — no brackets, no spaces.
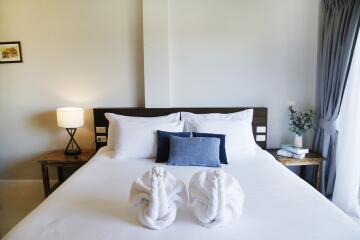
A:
93,107,268,150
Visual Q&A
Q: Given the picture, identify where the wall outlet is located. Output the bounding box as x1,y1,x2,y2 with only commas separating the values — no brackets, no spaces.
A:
96,127,106,134
256,126,266,133
96,136,107,142
256,135,266,142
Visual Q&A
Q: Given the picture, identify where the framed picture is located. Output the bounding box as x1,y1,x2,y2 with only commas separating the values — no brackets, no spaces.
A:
0,42,23,64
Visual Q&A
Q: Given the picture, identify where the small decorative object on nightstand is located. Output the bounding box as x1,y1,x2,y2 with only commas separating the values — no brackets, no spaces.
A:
268,149,324,191
38,150,94,197
288,106,315,148
56,107,84,155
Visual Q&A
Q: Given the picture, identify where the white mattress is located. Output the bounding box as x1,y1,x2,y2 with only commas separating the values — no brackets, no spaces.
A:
4,148,360,240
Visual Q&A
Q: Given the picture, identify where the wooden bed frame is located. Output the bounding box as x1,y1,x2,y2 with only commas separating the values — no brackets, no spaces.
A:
93,107,268,150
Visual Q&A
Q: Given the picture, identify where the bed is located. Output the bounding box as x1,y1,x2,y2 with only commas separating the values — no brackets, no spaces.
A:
4,108,360,240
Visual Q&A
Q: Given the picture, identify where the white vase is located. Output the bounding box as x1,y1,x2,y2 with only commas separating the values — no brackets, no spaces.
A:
294,134,303,148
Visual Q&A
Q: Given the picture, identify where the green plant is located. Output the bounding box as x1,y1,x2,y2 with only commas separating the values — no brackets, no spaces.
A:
288,106,314,136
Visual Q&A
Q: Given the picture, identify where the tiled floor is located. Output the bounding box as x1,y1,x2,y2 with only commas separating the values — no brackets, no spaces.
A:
0,180,44,237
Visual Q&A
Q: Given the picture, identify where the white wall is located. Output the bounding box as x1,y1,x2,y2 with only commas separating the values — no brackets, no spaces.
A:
169,0,319,147
0,0,144,179
0,0,319,179
143,0,171,107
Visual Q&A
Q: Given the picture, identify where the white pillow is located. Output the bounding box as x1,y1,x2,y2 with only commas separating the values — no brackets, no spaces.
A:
181,109,253,131
113,120,184,159
188,120,258,158
105,112,180,150
183,109,258,157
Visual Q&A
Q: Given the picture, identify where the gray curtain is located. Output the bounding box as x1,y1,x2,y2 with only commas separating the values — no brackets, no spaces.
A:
314,0,360,197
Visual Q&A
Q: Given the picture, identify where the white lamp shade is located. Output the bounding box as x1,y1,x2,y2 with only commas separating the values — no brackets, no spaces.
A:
56,107,84,128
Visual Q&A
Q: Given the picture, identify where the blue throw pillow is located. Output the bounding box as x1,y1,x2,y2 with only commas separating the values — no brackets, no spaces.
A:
156,130,191,163
193,132,228,164
168,136,221,167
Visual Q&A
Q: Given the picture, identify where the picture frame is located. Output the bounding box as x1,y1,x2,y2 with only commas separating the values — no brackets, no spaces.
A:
0,41,23,64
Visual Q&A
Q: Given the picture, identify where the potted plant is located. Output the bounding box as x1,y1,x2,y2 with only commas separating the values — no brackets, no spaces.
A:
288,106,315,148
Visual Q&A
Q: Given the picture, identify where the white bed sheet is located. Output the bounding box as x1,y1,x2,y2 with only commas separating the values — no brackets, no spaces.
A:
4,148,360,240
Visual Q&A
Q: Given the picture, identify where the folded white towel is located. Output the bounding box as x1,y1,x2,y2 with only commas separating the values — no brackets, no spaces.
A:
189,169,244,228
129,167,188,230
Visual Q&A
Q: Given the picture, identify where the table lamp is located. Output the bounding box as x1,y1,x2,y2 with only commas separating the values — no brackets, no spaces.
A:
56,107,84,155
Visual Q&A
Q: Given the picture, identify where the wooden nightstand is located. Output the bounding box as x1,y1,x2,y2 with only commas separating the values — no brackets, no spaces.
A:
38,150,95,197
268,149,324,191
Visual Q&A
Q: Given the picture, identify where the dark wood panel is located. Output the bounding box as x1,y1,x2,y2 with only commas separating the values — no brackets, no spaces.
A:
93,107,268,150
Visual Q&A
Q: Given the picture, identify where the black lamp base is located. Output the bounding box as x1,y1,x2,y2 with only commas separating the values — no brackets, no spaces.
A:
65,149,82,155
64,128,81,155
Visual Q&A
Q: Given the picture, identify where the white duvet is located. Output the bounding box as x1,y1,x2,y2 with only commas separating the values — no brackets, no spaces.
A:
4,148,360,240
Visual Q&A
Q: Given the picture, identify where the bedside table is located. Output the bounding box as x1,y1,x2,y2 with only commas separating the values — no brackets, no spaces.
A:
38,150,95,197
268,149,324,191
